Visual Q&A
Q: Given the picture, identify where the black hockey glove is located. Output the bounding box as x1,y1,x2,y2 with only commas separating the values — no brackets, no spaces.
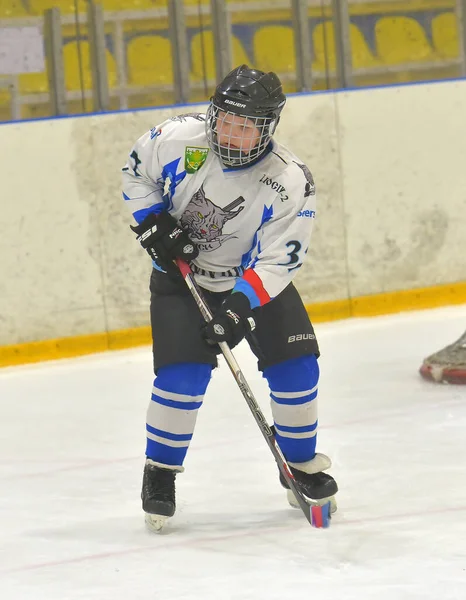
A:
203,292,256,349
130,211,198,275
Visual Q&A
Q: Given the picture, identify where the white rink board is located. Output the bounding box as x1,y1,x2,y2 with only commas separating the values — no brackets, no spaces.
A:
1,79,466,345
0,118,106,345
336,82,466,297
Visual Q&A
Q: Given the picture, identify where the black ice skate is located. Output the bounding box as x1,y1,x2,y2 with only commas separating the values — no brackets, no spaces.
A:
279,458,338,515
271,426,338,517
142,460,177,531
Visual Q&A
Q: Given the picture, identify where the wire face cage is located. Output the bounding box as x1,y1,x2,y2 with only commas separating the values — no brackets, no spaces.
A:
205,102,276,167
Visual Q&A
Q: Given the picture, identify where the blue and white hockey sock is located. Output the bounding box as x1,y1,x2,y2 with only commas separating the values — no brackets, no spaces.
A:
263,355,319,465
146,363,212,470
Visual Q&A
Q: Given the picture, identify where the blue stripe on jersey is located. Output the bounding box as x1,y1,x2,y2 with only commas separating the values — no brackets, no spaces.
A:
241,204,274,269
160,157,186,209
232,278,261,309
250,239,263,269
123,192,130,201
146,424,193,442
133,203,164,223
240,231,258,269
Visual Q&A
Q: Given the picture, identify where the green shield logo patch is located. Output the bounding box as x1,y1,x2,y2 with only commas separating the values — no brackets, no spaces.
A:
185,146,209,174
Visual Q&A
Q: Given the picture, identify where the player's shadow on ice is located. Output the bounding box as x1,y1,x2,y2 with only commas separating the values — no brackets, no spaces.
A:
23,506,306,546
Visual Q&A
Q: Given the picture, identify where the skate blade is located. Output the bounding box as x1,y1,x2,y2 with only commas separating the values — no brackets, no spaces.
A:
286,489,337,513
420,364,466,385
286,489,337,527
145,512,170,532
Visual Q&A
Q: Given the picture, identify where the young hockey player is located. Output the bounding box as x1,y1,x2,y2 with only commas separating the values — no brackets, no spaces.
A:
123,65,338,530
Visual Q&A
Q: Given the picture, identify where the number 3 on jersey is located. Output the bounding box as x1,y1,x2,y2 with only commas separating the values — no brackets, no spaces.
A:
281,240,306,272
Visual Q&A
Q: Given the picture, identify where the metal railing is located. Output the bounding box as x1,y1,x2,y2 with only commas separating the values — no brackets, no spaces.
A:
0,0,465,122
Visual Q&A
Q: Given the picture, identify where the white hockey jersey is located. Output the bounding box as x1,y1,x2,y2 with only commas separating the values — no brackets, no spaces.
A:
122,113,316,308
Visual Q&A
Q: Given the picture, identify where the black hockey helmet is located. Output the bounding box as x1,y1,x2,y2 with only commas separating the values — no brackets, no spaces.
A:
206,65,287,168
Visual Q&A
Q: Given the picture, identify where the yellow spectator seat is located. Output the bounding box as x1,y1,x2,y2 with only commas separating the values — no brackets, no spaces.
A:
19,72,50,120
0,87,12,119
101,0,161,9
375,17,436,64
127,36,173,86
0,79,48,122
63,41,117,90
0,1,28,17
185,0,258,3
253,26,295,74
0,72,48,123
28,1,88,16
253,23,380,87
0,70,48,121
313,21,380,72
312,22,336,71
190,31,250,81
350,24,381,68
19,71,49,94
432,13,459,59
253,26,298,92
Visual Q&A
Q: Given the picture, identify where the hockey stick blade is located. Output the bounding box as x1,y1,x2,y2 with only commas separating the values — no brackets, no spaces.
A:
175,258,329,528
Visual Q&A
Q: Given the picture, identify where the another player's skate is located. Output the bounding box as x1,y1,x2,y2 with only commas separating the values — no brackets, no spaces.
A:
141,460,178,532
419,330,466,384
279,453,338,522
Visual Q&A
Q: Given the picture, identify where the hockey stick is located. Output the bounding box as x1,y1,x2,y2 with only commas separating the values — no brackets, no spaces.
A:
175,258,331,528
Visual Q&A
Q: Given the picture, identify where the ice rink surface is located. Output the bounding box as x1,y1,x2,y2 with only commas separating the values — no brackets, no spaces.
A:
1,305,465,600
